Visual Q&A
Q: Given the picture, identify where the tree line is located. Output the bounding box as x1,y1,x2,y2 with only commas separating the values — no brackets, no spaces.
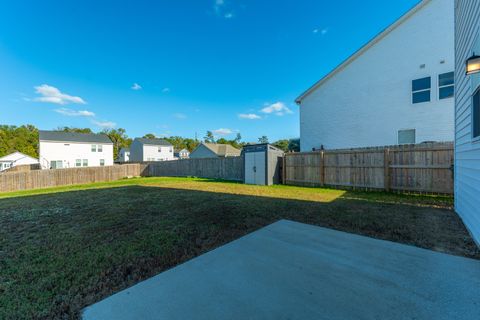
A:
0,124,300,160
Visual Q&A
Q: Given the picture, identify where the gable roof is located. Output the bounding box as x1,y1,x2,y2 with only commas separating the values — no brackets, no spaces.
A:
295,0,430,104
0,151,38,162
134,138,172,146
201,143,241,157
39,130,113,144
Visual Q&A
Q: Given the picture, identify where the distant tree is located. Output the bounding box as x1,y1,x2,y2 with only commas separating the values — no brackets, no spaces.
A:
57,127,93,134
102,128,132,159
273,139,289,152
204,131,215,143
288,138,300,152
0,125,39,158
216,138,228,144
142,133,156,139
258,136,269,144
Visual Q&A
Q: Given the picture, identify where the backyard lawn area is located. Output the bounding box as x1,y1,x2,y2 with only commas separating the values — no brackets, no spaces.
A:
1,177,478,319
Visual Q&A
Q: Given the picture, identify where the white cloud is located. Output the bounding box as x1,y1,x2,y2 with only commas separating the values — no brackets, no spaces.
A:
224,12,234,19
213,128,233,136
173,113,187,119
131,83,142,90
313,28,328,35
54,108,95,117
213,0,234,19
33,84,86,105
238,113,261,120
162,87,171,93
260,102,293,116
92,120,116,129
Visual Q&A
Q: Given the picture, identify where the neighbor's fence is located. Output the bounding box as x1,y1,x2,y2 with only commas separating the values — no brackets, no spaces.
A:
147,157,244,181
0,164,147,193
284,142,454,194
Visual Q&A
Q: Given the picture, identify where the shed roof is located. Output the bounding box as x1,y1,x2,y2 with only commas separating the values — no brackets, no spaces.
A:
39,130,113,144
202,143,241,157
295,0,430,104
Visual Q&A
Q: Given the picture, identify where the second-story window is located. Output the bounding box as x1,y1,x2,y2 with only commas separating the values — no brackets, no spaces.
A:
412,77,431,104
91,145,96,152
98,145,103,152
439,72,454,99
158,147,162,152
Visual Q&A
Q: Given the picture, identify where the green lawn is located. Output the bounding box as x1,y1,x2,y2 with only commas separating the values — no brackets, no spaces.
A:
0,177,477,319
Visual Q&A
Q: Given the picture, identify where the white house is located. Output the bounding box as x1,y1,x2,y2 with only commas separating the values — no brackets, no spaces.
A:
0,151,38,172
117,148,130,162
296,0,455,151
189,143,241,159
39,130,114,169
174,148,190,159
129,138,174,162
454,0,480,245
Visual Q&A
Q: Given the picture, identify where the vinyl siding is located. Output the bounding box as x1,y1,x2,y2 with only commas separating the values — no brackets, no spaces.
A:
454,0,480,245
189,145,217,159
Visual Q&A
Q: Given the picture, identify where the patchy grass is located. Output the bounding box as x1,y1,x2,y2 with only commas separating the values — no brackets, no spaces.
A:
0,177,476,319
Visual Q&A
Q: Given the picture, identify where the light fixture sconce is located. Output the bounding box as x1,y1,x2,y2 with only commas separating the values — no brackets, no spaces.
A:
466,53,480,75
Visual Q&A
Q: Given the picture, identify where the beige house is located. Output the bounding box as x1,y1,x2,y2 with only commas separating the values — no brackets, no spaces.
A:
189,143,241,159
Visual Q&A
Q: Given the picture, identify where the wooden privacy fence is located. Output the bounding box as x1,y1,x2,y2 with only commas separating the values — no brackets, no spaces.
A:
147,157,244,181
284,142,454,194
0,164,146,193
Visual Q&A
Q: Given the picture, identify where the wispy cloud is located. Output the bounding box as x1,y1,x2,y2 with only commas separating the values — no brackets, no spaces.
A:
213,128,233,136
162,87,171,93
261,102,293,116
33,84,86,105
91,120,116,129
173,113,187,119
213,0,234,19
238,113,261,120
131,83,142,90
54,108,95,117
313,28,328,35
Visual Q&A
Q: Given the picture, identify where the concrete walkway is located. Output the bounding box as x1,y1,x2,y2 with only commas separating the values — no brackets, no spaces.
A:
83,220,480,320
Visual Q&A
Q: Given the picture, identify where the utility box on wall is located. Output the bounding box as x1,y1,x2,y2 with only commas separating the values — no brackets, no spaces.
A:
243,144,284,185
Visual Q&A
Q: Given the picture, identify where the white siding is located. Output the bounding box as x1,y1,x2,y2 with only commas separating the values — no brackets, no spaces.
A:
39,141,114,169
299,0,454,151
454,0,480,245
0,152,38,171
190,144,217,159
143,145,174,161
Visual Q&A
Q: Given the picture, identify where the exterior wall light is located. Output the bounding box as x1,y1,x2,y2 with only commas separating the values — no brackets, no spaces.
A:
466,54,480,75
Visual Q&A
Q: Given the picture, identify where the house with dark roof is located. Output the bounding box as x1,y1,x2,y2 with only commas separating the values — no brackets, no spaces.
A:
116,148,130,162
174,148,190,159
39,130,113,169
129,138,174,162
189,143,241,159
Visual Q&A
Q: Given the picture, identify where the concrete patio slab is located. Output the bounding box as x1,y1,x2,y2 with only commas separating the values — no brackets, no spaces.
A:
83,220,480,320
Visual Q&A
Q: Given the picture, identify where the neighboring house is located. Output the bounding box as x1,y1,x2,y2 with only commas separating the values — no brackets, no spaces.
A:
174,148,190,159
117,148,130,162
189,143,241,159
39,130,114,169
454,0,480,245
129,138,174,162
0,151,38,172
296,0,455,151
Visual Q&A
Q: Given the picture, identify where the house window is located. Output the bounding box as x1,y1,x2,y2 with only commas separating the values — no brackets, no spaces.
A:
100,159,105,166
474,88,480,139
91,145,97,152
158,147,162,152
82,159,88,167
98,145,103,152
51,160,63,169
439,72,454,99
412,77,431,104
398,129,416,145
75,159,82,167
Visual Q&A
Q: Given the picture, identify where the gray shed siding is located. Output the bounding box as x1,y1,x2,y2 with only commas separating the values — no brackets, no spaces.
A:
129,140,144,162
454,0,480,245
189,144,217,159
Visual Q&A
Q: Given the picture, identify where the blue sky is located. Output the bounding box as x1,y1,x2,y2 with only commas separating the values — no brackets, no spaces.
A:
0,0,419,142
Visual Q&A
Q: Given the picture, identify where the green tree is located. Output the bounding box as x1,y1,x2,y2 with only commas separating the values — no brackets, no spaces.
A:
142,133,156,139
273,139,289,152
258,136,269,144
102,128,132,159
288,138,300,152
57,127,93,134
0,125,39,158
204,131,215,143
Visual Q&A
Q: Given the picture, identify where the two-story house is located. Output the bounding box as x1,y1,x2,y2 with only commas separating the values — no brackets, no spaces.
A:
296,0,454,151
39,130,114,169
129,138,174,162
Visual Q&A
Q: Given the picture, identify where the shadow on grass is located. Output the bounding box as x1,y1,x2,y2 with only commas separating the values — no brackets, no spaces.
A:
0,185,476,320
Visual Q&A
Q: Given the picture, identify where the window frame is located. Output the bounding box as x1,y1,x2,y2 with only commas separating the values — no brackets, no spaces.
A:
398,129,416,145
472,86,480,142
97,145,103,152
75,159,82,167
412,76,431,104
82,159,88,167
100,159,105,166
438,72,455,100
91,145,97,152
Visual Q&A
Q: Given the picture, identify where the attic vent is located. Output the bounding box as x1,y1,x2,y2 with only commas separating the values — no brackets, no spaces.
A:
419,64,426,69
440,60,445,64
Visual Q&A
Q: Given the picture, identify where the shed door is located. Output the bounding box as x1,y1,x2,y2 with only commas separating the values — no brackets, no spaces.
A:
254,152,266,185
245,152,256,184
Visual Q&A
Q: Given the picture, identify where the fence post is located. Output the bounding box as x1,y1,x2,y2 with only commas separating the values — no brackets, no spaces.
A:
282,155,286,185
384,148,390,192
320,151,325,186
